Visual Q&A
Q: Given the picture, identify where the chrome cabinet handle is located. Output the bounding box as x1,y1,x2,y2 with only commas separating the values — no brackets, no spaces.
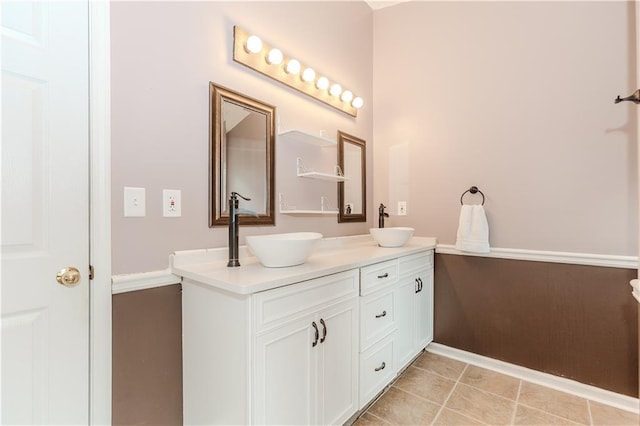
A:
374,362,386,372
312,321,319,347
375,310,387,318
320,318,327,343
418,278,423,292
415,278,420,293
377,272,389,279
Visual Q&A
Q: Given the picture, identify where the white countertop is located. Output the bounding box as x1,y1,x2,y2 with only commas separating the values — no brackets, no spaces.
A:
171,235,437,295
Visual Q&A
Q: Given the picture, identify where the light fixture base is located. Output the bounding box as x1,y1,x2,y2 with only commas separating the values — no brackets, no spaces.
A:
233,26,358,117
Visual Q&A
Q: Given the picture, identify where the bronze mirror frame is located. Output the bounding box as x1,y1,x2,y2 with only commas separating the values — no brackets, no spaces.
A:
209,83,276,227
337,131,366,223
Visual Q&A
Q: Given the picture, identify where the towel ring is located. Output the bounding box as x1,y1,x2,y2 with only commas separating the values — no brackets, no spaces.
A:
460,186,485,205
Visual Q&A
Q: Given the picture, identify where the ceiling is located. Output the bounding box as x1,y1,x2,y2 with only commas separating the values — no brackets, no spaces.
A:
364,0,411,11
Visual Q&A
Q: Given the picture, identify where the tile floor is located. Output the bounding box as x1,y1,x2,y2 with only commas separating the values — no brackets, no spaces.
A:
353,352,639,426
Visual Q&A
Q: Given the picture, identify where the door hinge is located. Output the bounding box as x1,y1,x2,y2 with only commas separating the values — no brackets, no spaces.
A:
89,264,95,280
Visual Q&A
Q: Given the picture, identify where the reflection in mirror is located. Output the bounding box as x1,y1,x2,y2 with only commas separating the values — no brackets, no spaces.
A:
338,131,366,223
210,83,275,226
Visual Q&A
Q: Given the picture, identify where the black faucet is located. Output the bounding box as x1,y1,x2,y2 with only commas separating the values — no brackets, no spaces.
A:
378,203,389,228
227,192,258,267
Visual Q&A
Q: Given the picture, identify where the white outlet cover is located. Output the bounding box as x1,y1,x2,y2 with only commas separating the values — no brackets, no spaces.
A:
124,187,146,217
163,189,181,217
398,201,407,216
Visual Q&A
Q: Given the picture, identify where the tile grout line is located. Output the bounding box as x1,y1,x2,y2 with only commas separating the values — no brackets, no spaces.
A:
390,383,448,407
430,363,469,425
412,364,467,383
363,410,390,425
509,379,523,425
516,402,585,426
587,399,594,426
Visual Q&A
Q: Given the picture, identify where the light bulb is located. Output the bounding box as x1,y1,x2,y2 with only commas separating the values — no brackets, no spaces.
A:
302,68,316,82
352,97,364,109
329,83,342,97
266,48,283,65
340,90,353,103
245,35,262,54
285,59,301,74
316,76,329,90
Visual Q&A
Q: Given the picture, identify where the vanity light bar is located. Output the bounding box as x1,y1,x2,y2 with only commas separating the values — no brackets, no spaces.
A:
233,26,363,117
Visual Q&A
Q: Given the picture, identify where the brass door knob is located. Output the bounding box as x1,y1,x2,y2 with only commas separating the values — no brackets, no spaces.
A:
56,267,81,286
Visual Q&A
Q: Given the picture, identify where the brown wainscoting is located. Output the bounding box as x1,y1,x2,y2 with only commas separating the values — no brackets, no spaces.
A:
434,254,638,397
112,284,183,425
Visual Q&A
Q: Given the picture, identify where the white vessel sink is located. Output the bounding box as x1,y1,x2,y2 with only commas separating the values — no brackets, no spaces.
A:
246,232,323,268
369,227,415,248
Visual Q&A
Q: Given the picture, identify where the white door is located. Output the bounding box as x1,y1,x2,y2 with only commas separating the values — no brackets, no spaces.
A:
1,1,90,424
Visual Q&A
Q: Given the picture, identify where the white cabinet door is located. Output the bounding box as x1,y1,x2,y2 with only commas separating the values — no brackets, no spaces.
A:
416,268,434,350
318,298,358,426
254,299,358,426
394,266,434,373
394,276,419,372
254,316,317,425
253,271,359,425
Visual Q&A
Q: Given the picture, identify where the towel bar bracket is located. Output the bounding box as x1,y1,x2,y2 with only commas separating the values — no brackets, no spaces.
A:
460,186,485,205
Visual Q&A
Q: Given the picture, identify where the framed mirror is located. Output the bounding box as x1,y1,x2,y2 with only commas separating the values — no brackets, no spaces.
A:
337,131,366,223
209,83,275,226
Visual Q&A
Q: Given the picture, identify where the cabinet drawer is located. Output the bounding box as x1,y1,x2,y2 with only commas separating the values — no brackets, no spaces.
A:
360,259,398,295
360,289,395,351
399,251,433,276
359,334,395,409
253,270,359,334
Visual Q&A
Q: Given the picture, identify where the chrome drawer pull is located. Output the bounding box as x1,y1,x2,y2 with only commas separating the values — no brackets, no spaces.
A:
374,362,386,372
375,310,387,318
377,272,389,279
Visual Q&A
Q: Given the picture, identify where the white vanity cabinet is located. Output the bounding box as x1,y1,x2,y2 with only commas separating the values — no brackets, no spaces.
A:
182,269,359,425
394,251,435,372
177,236,437,425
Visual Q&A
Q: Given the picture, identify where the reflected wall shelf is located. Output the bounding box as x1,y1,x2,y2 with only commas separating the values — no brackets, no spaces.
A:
279,193,339,215
296,158,349,182
278,129,336,147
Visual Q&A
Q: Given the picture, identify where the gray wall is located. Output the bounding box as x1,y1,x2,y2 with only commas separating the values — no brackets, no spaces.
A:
111,1,374,274
372,1,637,256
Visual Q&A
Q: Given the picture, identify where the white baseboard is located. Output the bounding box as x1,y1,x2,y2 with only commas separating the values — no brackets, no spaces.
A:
436,244,638,270
631,279,640,303
111,268,181,294
427,343,639,414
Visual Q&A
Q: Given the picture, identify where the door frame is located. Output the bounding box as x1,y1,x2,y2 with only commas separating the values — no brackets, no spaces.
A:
89,1,111,424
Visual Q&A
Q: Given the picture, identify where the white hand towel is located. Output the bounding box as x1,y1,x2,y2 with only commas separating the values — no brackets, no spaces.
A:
455,204,490,253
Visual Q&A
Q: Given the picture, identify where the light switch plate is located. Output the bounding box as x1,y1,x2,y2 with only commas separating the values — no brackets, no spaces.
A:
124,187,146,217
163,189,181,217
